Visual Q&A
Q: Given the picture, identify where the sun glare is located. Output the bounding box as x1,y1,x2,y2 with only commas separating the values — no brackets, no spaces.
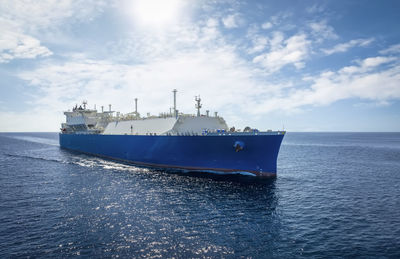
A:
129,0,184,28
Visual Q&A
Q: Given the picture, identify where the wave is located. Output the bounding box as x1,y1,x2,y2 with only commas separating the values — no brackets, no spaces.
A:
4,152,146,174
4,153,64,164
7,136,59,146
70,156,148,173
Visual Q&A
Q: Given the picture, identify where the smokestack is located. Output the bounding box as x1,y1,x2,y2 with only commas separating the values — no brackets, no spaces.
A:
214,112,218,117
109,104,111,112
206,110,209,117
101,106,104,113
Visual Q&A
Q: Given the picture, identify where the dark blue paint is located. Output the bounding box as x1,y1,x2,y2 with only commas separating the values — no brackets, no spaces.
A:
59,133,285,174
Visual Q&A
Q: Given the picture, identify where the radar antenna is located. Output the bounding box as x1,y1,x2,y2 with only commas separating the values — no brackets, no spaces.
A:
82,100,87,110
195,96,202,117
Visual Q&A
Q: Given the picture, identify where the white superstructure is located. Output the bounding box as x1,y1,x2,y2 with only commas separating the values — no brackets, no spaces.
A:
61,90,231,135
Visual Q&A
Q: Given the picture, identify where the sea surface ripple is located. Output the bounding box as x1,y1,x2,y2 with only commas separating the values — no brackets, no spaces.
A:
0,132,399,258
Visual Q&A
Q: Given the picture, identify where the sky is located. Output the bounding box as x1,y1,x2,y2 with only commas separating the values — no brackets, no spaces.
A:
0,0,399,132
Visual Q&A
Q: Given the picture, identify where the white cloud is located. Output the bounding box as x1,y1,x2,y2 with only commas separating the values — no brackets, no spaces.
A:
309,21,338,42
105,17,230,63
261,22,272,30
258,12,292,32
222,14,243,28
269,31,285,49
322,38,374,55
247,36,269,54
379,44,400,54
246,24,269,54
0,0,106,32
358,56,396,68
252,32,311,72
251,55,400,114
270,12,292,26
0,0,106,63
0,18,52,63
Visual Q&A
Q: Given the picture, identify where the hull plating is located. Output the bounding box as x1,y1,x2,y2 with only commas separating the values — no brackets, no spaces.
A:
59,134,284,177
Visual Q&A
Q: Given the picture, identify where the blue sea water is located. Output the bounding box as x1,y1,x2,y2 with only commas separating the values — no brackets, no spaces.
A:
0,132,399,258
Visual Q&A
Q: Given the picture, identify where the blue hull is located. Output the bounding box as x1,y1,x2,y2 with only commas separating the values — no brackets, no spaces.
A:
59,133,284,177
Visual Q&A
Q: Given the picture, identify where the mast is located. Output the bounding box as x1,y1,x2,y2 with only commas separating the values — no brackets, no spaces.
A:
135,98,138,114
195,96,202,117
173,89,177,118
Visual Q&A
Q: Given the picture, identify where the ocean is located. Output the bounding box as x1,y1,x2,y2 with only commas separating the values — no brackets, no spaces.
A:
0,132,399,258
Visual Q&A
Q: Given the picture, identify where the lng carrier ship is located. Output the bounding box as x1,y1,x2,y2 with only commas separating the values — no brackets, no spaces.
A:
59,90,285,177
